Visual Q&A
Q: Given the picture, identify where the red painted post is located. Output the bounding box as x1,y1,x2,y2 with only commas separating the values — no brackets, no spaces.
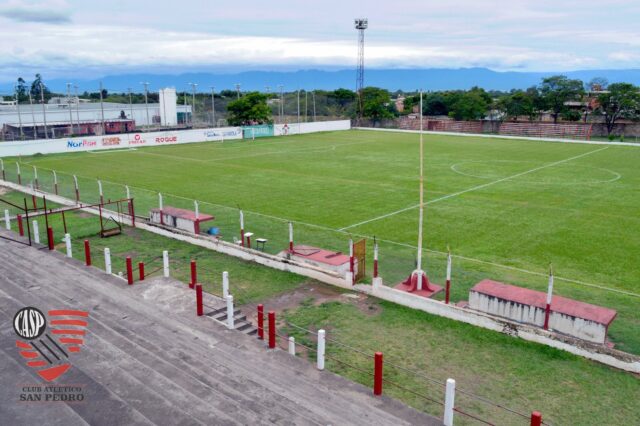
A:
190,260,197,289
257,304,264,340
17,214,24,236
47,227,54,250
373,352,383,396
126,256,133,285
139,262,145,281
32,194,37,209
196,284,203,316
530,411,542,426
268,311,276,349
247,234,252,249
84,240,91,266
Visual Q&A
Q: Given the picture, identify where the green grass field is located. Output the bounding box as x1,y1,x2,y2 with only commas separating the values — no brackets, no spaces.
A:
5,129,640,353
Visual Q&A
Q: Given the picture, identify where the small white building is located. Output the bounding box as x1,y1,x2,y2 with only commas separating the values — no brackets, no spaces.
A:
469,279,617,344
150,206,214,235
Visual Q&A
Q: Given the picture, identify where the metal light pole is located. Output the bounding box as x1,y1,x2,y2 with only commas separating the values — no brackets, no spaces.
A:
278,85,284,122
210,86,215,127
297,89,300,124
99,82,106,135
304,90,308,122
15,84,24,139
189,83,198,125
416,89,425,277
141,82,150,128
67,83,73,135
127,88,133,121
312,90,316,122
235,83,241,99
28,92,36,139
40,82,48,139
74,84,80,134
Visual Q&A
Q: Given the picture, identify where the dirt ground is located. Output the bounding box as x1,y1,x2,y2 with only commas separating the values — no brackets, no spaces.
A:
241,281,381,321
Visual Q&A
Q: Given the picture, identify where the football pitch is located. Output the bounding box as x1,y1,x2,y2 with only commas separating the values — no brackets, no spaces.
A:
11,129,640,353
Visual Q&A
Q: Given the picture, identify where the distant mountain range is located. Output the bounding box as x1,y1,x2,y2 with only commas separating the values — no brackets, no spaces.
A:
3,68,640,94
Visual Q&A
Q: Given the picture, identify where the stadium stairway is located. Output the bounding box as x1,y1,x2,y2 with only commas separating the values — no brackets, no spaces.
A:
0,232,440,425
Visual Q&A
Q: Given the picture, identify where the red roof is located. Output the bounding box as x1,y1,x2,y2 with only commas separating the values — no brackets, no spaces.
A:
151,206,214,222
291,245,350,266
471,279,617,325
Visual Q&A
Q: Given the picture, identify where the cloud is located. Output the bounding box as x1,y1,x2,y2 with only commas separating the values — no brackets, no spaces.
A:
0,0,70,24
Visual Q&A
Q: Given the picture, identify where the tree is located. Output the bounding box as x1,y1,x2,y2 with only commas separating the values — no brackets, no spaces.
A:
539,75,584,123
448,88,490,121
15,77,28,102
595,82,640,135
361,87,395,126
226,92,272,125
30,73,51,102
587,77,608,92
498,89,540,121
329,88,356,109
424,93,448,116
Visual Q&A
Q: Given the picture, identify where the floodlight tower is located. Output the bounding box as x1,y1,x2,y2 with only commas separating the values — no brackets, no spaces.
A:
354,18,368,122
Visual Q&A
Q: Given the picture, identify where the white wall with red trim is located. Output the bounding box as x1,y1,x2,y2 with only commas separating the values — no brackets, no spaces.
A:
0,120,352,157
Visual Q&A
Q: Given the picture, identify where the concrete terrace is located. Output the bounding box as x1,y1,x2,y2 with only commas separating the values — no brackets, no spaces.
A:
0,233,440,426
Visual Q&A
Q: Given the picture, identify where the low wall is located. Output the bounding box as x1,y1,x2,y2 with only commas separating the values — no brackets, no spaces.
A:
370,283,639,373
0,120,352,157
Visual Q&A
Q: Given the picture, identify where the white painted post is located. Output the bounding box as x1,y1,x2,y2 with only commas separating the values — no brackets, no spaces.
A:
125,185,130,199
162,250,169,277
33,166,38,188
64,233,72,257
32,220,40,244
104,248,112,274
4,209,10,230
158,192,163,210
16,162,20,181
226,295,234,329
98,180,103,202
443,378,456,426
288,221,294,252
194,200,199,219
222,271,229,299
288,336,296,355
317,329,326,370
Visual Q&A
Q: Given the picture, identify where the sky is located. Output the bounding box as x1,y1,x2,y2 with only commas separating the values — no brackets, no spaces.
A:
0,0,639,82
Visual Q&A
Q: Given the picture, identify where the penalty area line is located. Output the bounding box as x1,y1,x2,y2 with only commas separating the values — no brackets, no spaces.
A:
339,145,610,231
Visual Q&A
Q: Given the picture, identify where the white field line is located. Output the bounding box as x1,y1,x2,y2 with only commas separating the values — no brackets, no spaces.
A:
353,126,640,147
17,147,638,299
339,146,610,231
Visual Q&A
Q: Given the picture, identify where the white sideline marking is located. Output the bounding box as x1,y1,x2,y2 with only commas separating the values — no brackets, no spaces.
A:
339,146,610,231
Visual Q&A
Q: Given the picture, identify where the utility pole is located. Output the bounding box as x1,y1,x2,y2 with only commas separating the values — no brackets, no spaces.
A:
210,86,216,127
99,82,106,135
141,82,150,128
305,91,308,122
74,84,80,134
28,92,36,139
40,82,48,139
67,83,73,135
189,83,198,125
235,83,241,99
15,84,24,139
